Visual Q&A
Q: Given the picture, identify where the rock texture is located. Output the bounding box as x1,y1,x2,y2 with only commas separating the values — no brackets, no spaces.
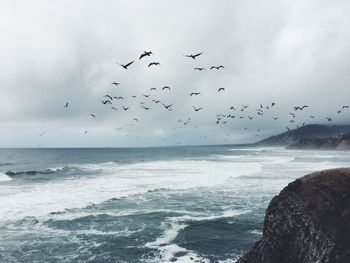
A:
237,168,350,263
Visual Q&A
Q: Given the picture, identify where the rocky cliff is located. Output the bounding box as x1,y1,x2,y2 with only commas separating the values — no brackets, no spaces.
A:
237,168,350,263
287,132,350,150
255,124,350,146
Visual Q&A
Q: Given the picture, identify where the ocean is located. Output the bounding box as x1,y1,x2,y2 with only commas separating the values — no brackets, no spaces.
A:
0,146,349,262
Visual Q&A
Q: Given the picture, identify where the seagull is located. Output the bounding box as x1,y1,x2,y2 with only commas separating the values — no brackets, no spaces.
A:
194,67,206,71
326,117,332,122
184,52,203,59
123,106,129,111
210,65,224,70
111,82,120,86
193,106,203,112
301,105,309,110
133,118,139,122
139,51,153,60
101,100,112,105
64,102,69,108
104,95,113,100
271,102,276,107
150,88,157,91
190,92,200,96
152,100,161,103
114,96,124,100
148,62,160,67
111,107,118,111
117,61,134,69
337,111,342,114
162,103,173,110
162,86,170,91
273,117,279,120
40,132,45,136
142,106,151,110
218,88,225,92
343,105,349,109
90,114,96,118
142,94,150,97
84,130,88,134
310,115,315,118
230,106,236,110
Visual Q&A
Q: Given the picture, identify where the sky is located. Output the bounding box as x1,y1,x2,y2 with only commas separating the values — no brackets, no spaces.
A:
0,0,350,147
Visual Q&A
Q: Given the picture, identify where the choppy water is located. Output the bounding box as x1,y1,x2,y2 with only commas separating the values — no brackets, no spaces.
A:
0,146,349,262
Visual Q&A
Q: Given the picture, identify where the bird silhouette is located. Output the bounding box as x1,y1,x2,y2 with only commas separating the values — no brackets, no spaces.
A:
194,68,205,71
123,106,129,111
111,107,118,111
162,86,170,91
184,52,203,59
326,117,332,122
142,94,150,97
152,100,161,103
162,103,173,110
104,95,113,100
64,102,69,108
210,65,224,70
139,51,152,60
150,88,157,91
148,62,160,67
193,106,203,112
343,105,349,109
90,114,96,118
117,61,134,69
111,82,120,86
142,106,151,110
101,100,112,105
218,88,225,92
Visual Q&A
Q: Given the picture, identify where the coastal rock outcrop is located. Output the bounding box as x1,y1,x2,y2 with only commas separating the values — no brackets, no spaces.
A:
237,168,350,263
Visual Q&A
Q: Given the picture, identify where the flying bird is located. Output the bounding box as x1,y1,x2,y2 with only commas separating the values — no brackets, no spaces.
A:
193,106,203,112
40,132,45,136
139,51,153,60
123,106,129,111
101,100,112,105
150,88,157,91
162,86,170,91
184,52,203,59
148,62,160,67
190,92,200,96
90,114,96,118
210,65,224,70
162,103,173,110
142,94,150,97
152,100,161,103
343,105,349,109
111,107,118,111
117,61,134,69
194,68,206,71
111,82,120,86
142,106,151,110
64,102,69,108
104,95,113,100
218,88,225,92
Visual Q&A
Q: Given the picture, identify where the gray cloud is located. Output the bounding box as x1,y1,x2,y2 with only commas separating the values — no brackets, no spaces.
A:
0,0,349,147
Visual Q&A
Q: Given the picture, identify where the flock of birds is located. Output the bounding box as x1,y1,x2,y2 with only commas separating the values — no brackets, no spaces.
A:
40,50,350,143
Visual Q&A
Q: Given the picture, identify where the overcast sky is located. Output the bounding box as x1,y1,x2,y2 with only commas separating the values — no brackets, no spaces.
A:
0,0,349,147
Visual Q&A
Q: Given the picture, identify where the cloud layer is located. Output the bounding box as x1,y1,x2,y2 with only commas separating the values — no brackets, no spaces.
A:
1,0,350,147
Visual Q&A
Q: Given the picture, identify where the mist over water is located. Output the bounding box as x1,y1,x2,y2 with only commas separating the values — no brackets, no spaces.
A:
0,146,349,262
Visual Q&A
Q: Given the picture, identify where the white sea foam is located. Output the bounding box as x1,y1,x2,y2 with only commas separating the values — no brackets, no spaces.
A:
0,173,12,182
0,159,260,221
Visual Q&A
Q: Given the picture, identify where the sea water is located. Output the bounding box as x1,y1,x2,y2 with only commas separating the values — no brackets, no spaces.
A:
0,146,349,262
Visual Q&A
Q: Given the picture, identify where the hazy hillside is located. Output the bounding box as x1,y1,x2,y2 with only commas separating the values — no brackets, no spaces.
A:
255,124,350,146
